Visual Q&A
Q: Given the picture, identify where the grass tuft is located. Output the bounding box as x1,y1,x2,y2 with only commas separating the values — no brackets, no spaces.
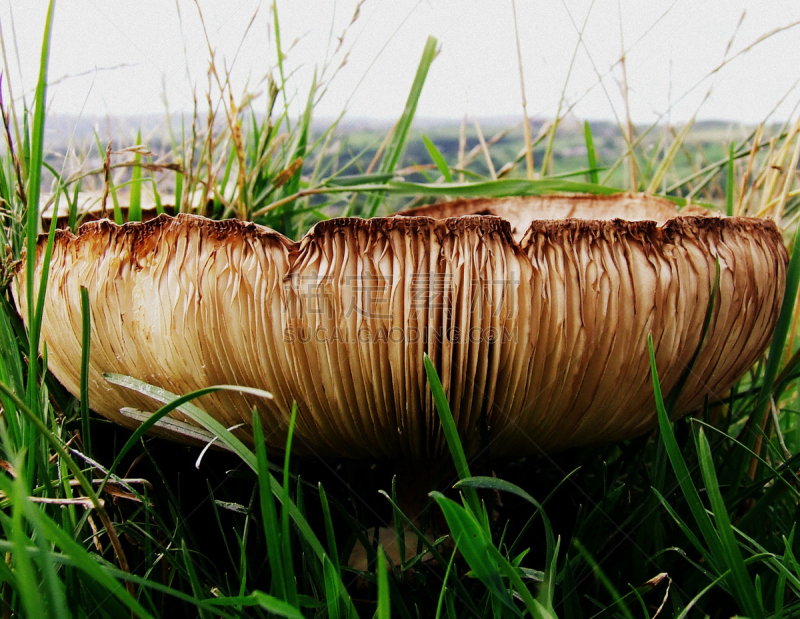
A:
1,4,800,617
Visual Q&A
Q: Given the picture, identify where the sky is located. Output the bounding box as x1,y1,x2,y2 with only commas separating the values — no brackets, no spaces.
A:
4,0,800,125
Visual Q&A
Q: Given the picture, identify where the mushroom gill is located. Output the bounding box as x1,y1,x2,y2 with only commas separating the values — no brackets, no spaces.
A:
14,193,787,458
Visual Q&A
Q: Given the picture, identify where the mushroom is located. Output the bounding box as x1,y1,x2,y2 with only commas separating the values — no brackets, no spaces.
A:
14,192,787,461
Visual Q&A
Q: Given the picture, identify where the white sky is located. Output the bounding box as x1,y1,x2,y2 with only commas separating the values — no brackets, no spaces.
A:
4,0,800,124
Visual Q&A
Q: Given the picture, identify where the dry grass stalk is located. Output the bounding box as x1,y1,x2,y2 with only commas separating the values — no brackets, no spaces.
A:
471,116,497,180
736,123,764,215
511,0,534,179
458,114,467,182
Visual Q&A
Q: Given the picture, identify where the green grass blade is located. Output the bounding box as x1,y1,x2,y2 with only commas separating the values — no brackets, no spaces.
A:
25,0,55,358
30,212,57,383
726,142,735,216
324,172,398,187
423,353,481,519
389,476,406,572
252,411,286,600
423,135,453,182
0,379,111,539
281,403,299,606
377,546,391,619
430,492,520,616
0,298,24,447
181,539,210,619
648,335,724,570
651,488,712,565
365,36,438,217
385,178,618,198
560,554,582,619
8,477,45,619
588,575,670,619
272,0,289,130
129,130,142,221
174,158,184,214
255,178,621,219
377,490,480,615
695,427,763,618
434,542,458,619
572,538,633,619
205,591,303,618
455,476,556,607
323,553,354,619
318,483,339,573
455,476,554,558
584,121,599,184
67,180,80,232
3,478,155,618
775,528,796,615
99,379,270,484
102,374,331,565
13,547,236,616
483,543,555,619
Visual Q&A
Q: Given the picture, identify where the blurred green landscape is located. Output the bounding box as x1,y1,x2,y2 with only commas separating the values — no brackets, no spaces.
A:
40,113,759,218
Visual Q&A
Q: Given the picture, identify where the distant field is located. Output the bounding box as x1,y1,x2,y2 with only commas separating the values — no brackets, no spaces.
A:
41,114,760,216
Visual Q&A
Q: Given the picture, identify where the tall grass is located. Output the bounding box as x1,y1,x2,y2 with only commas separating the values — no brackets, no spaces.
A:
0,3,800,618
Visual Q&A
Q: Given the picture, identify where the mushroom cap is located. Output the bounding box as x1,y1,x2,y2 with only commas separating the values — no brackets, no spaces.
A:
15,193,787,458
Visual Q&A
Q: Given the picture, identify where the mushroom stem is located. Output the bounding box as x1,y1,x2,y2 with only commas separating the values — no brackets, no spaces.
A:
393,460,446,527
348,460,454,571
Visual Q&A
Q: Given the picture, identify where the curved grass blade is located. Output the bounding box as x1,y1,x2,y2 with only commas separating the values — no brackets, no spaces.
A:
423,135,453,183
0,471,154,619
584,121,599,184
695,427,763,618
0,378,133,586
434,541,458,619
7,476,46,619
365,36,438,217
455,476,556,609
377,489,480,616
572,538,633,619
377,546,391,619
100,376,273,485
430,492,520,617
25,0,55,349
118,407,234,447
423,353,481,519
385,178,619,198
325,172,398,187
103,372,357,617
281,403,299,606
649,334,724,572
128,130,143,221
726,143,735,216
252,411,286,601
0,537,240,617
206,591,303,618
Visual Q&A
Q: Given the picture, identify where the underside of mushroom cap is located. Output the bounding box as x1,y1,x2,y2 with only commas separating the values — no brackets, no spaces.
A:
396,192,712,241
15,194,788,458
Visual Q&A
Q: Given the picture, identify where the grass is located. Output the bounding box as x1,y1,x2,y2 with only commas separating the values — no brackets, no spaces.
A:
1,2,800,618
